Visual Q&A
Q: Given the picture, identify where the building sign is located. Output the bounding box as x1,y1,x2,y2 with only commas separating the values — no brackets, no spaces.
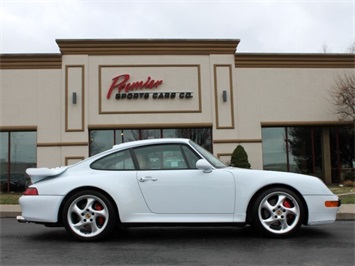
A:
106,74,164,99
99,65,201,114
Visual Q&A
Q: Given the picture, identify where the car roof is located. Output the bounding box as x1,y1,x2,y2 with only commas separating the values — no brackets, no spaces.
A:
112,138,191,150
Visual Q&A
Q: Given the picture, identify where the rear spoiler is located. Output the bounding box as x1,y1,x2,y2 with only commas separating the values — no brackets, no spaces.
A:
26,166,68,183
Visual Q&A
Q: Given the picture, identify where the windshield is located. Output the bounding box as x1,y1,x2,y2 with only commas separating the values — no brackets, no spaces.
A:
189,140,226,168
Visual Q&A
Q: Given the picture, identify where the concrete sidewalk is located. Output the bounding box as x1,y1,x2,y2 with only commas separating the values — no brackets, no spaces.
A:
1,204,354,219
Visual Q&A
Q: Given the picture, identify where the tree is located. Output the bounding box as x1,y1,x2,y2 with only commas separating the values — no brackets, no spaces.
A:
230,145,251,169
330,73,355,122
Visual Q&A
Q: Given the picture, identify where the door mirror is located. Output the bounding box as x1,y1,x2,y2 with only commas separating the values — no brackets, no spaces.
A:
196,159,213,173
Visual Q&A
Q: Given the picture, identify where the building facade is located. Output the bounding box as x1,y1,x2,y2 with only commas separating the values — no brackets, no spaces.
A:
0,39,354,192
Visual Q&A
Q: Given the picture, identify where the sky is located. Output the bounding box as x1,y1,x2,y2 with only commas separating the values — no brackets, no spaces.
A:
0,0,354,54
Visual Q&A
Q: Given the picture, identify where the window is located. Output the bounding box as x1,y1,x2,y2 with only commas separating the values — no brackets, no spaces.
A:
91,150,134,170
89,128,212,156
262,125,354,183
0,131,36,192
133,144,199,170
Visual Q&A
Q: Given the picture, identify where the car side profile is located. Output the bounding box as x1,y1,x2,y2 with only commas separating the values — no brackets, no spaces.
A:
18,138,340,241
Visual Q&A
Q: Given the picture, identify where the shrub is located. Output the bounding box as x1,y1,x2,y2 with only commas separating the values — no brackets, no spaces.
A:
230,145,251,169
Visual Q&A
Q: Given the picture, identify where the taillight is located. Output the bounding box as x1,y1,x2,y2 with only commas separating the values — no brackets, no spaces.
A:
24,187,39,195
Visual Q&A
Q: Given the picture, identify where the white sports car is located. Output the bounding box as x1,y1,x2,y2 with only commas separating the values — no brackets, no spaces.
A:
18,138,340,241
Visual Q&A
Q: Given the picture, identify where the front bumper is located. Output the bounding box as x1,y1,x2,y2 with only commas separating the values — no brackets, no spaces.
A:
304,195,341,225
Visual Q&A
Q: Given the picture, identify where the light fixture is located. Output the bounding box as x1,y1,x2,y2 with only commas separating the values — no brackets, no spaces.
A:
222,90,227,102
72,92,77,104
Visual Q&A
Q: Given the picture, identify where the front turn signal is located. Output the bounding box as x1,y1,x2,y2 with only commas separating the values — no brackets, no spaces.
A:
325,200,341,207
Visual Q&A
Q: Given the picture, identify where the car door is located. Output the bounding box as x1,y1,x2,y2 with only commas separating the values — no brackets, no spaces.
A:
135,144,235,215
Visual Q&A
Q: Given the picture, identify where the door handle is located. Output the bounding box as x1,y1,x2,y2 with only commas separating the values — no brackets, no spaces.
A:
139,176,158,182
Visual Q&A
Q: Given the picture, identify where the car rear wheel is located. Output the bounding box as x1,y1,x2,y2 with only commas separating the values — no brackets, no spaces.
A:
251,187,304,237
62,190,117,241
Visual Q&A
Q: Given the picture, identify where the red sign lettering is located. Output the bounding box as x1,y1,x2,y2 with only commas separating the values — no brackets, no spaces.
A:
107,74,163,99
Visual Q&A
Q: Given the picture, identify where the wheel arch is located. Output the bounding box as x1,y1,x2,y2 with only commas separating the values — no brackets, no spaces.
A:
57,186,120,225
245,184,309,225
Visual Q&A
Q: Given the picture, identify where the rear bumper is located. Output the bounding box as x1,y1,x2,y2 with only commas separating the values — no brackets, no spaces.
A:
19,195,64,223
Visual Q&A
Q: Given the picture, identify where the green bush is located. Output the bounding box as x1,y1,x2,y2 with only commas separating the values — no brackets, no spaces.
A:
230,145,251,169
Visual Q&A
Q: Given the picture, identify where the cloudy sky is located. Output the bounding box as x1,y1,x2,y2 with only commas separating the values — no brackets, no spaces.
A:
0,0,354,54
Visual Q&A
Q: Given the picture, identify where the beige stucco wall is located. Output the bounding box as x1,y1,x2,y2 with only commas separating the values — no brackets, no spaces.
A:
1,49,353,169
233,67,354,169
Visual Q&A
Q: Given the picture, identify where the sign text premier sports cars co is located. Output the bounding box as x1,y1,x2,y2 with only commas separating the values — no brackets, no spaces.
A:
106,74,193,100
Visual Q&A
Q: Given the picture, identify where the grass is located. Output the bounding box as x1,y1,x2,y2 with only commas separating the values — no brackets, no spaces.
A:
0,192,22,204
0,186,354,205
328,186,355,204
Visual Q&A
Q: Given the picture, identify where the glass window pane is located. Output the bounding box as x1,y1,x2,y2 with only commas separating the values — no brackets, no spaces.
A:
288,127,322,177
182,145,200,168
9,132,36,192
134,144,188,170
162,129,183,138
91,150,134,170
189,128,212,152
115,129,139,144
262,128,287,172
0,132,9,192
330,126,355,182
90,130,114,156
141,129,161,139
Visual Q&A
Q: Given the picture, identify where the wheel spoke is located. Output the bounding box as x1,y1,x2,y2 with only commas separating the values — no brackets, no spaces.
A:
261,199,274,213
72,204,83,216
285,206,298,216
256,190,302,235
275,195,287,207
66,194,111,239
85,197,95,211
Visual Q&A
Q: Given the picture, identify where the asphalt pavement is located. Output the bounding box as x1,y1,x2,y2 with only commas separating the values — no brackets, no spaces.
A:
0,203,354,219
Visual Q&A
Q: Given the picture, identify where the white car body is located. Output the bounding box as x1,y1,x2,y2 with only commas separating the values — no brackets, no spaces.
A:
18,138,340,241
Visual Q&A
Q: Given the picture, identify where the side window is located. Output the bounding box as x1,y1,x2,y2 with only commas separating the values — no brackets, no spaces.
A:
91,150,135,170
181,145,200,168
134,144,191,170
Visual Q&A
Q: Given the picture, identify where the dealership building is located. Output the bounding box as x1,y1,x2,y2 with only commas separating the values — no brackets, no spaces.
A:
0,39,354,191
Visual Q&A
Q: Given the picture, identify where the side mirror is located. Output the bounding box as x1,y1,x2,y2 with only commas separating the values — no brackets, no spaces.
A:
196,159,213,173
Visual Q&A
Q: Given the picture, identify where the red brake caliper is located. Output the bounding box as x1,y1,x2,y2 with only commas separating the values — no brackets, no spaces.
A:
283,199,294,222
94,202,105,226
283,199,292,208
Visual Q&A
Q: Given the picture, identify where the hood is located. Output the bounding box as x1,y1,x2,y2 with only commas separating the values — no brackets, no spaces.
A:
26,166,68,183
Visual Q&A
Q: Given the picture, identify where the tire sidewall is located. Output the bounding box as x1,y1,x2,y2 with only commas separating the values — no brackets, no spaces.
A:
62,189,117,241
251,187,304,238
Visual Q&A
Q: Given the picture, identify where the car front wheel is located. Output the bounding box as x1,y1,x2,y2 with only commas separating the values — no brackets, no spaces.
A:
251,187,305,237
62,190,117,241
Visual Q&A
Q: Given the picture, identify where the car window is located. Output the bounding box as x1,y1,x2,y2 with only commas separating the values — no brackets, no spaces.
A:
134,144,196,170
91,150,135,170
181,145,200,168
189,140,226,168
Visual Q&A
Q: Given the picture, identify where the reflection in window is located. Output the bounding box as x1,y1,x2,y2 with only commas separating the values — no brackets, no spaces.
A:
330,126,355,183
115,130,139,144
1,131,36,193
262,128,287,172
262,125,354,183
90,130,114,155
89,128,212,156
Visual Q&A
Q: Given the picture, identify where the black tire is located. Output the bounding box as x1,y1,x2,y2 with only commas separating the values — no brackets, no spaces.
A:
62,190,117,241
251,187,305,237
